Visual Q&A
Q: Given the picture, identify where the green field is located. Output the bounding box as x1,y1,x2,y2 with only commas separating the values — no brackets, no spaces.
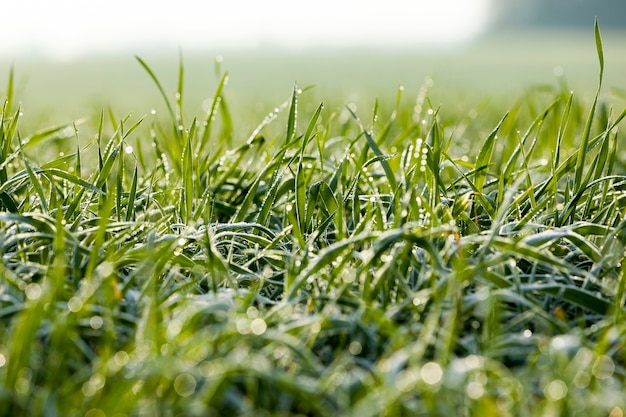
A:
2,27,626,415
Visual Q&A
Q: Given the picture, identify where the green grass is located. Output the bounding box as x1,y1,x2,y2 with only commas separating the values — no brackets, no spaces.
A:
2,25,626,416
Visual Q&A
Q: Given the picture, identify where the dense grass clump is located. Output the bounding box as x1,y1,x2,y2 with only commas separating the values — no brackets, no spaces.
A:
2,26,626,416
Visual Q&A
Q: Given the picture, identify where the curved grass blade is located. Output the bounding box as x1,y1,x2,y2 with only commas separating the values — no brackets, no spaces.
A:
347,107,398,191
475,112,508,192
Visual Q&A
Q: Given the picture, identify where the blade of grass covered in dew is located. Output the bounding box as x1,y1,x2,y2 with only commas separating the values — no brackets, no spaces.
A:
116,130,125,222
1,104,20,168
534,113,624,217
0,105,19,211
574,18,603,193
233,133,300,224
473,175,527,260
135,56,177,137
72,123,81,196
372,97,379,127
255,151,290,227
347,107,398,192
94,115,144,194
66,144,86,223
296,102,324,236
328,157,347,239
18,119,85,151
442,154,496,225
556,105,626,225
218,90,234,144
0,163,103,204
286,84,298,144
357,155,396,227
612,260,626,323
0,107,7,189
597,130,618,221
199,71,229,146
209,135,262,192
515,130,540,211
18,135,48,213
582,118,613,220
176,49,185,131
232,148,285,223
349,171,362,232
500,100,556,200
550,92,574,223
253,87,300,226
375,85,404,146
553,92,573,176
201,226,236,291
82,195,116,281
111,116,144,218
303,180,338,238
425,114,446,211
4,66,14,115
475,112,508,193
181,120,195,224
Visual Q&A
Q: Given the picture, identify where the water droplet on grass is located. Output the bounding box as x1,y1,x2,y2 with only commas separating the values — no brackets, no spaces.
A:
250,318,267,335
593,355,615,380
544,379,567,401
90,316,104,330
113,351,129,367
25,283,41,300
466,381,485,399
420,362,443,385
174,373,196,397
68,297,83,312
348,341,362,355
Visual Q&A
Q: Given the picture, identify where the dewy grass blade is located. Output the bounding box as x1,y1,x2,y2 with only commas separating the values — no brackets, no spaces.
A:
4,65,14,116
286,84,298,144
177,49,185,129
574,18,604,193
135,56,179,142
296,102,323,235
475,112,508,192
19,137,48,213
181,129,194,224
200,72,229,145
347,107,398,192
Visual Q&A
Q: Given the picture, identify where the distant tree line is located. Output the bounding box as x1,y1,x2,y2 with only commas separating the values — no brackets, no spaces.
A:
491,0,626,29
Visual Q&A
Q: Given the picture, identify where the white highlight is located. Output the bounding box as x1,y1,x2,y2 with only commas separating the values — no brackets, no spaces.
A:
1,0,490,59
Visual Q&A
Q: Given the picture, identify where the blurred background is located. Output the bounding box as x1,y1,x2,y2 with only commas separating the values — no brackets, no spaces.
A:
0,0,625,130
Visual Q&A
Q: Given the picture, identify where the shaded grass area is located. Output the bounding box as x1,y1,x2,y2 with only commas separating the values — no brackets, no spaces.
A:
2,25,626,416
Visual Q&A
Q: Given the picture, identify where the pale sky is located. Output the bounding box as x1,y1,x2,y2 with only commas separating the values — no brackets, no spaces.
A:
1,0,491,59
